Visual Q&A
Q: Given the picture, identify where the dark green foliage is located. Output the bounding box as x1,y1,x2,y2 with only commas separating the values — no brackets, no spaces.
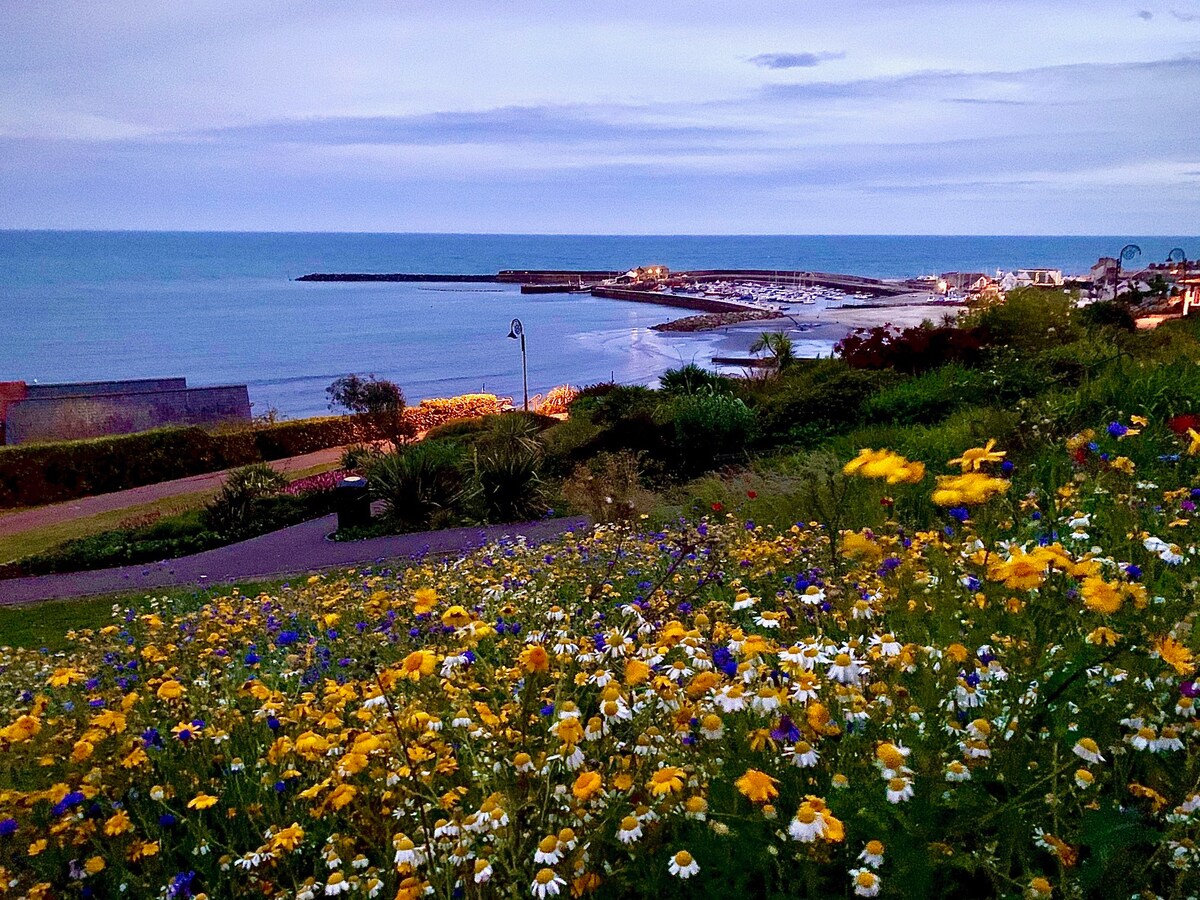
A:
422,416,493,443
1079,300,1136,332
468,414,547,522
201,463,290,538
861,364,996,425
326,373,406,414
752,364,889,445
568,384,657,425
965,286,1081,352
368,440,466,530
0,414,395,510
659,364,734,396
663,393,756,475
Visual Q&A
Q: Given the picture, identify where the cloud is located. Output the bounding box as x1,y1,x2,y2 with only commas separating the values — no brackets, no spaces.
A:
747,51,845,69
1172,8,1200,21
1137,9,1154,20
189,105,761,153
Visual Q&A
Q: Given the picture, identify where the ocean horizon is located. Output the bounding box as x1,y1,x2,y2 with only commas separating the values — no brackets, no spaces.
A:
3,231,1197,418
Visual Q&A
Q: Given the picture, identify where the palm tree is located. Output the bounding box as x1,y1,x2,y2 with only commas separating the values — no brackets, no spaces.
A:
750,331,796,371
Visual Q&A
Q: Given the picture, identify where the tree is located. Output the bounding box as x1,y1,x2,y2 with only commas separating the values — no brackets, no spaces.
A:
327,374,406,415
750,331,796,371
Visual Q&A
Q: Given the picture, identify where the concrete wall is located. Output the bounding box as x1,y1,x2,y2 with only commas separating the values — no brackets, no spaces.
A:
25,378,187,400
5,385,252,445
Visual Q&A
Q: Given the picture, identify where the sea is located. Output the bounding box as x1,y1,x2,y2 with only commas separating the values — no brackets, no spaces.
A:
2,232,1196,418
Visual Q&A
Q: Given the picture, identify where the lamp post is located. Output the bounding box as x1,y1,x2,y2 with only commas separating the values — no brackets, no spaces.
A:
1168,247,1188,279
1114,243,1142,301
1170,248,1190,313
508,317,528,411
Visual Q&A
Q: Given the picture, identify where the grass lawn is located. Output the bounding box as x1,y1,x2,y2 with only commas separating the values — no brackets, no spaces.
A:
0,578,283,651
0,461,339,565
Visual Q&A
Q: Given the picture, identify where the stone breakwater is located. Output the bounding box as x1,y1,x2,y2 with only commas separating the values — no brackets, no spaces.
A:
651,310,782,332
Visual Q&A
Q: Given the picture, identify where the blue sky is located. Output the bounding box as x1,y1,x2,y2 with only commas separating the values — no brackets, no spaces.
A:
1,0,1198,233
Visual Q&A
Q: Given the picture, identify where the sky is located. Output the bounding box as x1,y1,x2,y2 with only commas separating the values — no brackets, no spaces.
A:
1,0,1198,234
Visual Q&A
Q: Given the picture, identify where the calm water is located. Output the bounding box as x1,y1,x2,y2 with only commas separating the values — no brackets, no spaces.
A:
2,232,1196,417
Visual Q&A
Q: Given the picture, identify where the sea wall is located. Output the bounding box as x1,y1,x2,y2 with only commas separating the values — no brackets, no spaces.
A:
5,385,252,445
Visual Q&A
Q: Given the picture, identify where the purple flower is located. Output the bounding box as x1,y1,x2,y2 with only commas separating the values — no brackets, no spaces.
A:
1107,422,1127,438
0,818,17,837
770,715,801,743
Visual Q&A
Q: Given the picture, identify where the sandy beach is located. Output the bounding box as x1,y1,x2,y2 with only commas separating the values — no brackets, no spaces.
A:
653,291,963,364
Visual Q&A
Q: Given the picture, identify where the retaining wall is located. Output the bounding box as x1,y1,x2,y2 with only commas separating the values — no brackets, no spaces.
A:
5,385,252,445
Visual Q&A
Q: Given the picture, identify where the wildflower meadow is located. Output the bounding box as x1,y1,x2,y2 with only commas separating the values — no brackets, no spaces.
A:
2,419,1200,899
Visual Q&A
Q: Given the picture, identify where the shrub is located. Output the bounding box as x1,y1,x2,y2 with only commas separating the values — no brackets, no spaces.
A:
568,385,657,426
326,374,406,414
560,451,653,522
468,415,547,522
202,464,289,538
659,364,735,396
1079,300,1136,332
368,441,466,530
536,384,579,415
835,322,988,373
965,285,1081,352
403,394,510,433
753,366,888,446
663,393,756,475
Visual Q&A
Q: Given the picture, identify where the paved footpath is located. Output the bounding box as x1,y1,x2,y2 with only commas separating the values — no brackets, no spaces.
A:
0,447,347,538
0,516,591,605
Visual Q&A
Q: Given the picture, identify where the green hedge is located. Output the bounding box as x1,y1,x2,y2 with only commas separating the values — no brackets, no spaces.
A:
0,413,395,510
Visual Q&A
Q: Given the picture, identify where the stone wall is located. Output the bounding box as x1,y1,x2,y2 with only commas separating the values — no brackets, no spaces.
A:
25,378,187,400
5,385,252,445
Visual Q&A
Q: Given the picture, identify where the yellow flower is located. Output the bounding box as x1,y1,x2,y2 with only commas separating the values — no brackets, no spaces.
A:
932,473,1010,506
648,766,686,796
624,658,651,685
519,644,550,673
949,439,1006,472
441,605,472,628
1080,577,1122,615
48,668,85,688
84,856,105,875
572,771,603,802
843,449,925,484
188,793,218,810
269,823,305,853
735,768,780,804
1154,636,1196,676
328,784,357,810
104,810,132,836
400,650,437,680
412,587,439,615
156,679,185,701
1188,428,1200,456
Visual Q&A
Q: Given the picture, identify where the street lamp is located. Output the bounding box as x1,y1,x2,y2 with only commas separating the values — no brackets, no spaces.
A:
507,317,528,412
1114,243,1142,301
1170,248,1191,313
1168,247,1188,279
